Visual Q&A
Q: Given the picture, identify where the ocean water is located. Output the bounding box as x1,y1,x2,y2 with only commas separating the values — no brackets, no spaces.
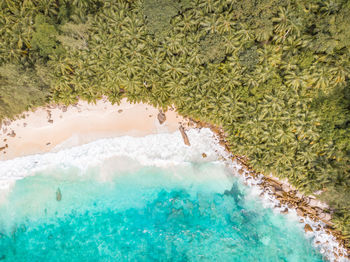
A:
0,130,324,261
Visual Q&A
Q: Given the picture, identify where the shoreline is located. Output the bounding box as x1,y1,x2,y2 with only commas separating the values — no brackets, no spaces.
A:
0,98,184,161
188,120,350,261
0,100,349,260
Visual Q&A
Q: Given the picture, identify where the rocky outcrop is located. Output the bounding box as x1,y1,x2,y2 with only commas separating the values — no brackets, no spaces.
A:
199,120,349,251
157,110,166,124
280,208,288,214
308,198,329,210
7,130,15,137
304,224,313,233
319,212,332,222
163,117,350,256
296,208,306,217
282,184,292,193
0,144,7,151
179,126,190,146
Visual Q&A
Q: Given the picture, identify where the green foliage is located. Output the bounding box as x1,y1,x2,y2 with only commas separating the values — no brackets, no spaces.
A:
0,64,50,120
57,23,89,50
1,0,350,247
31,15,64,58
199,34,227,64
143,0,180,35
238,46,259,70
0,0,104,117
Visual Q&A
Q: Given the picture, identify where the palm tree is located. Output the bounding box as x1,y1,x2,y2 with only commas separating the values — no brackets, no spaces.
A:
309,66,331,91
282,36,307,55
258,45,282,68
254,65,272,84
280,58,298,72
119,55,142,78
272,7,301,43
164,33,186,55
217,12,235,34
236,23,254,42
243,72,259,89
285,71,306,89
223,34,241,54
198,0,219,14
329,54,350,86
172,12,198,33
200,14,220,34
163,56,187,79
319,0,340,16
144,48,166,71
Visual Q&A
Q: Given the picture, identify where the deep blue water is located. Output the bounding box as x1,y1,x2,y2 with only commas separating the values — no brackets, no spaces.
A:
0,163,323,261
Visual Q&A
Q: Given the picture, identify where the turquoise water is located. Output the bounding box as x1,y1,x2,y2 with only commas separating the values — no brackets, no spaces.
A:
0,162,322,261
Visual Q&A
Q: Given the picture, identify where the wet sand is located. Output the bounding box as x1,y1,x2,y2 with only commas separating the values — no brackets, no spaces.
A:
0,98,183,161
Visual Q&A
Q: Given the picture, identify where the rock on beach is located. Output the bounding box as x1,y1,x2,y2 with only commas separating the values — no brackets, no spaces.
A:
157,111,166,124
56,188,62,201
179,126,190,146
304,224,313,233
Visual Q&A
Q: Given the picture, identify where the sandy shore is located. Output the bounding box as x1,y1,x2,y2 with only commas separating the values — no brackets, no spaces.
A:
0,98,184,161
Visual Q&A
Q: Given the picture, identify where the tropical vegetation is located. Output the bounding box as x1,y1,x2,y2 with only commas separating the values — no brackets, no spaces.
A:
1,0,350,247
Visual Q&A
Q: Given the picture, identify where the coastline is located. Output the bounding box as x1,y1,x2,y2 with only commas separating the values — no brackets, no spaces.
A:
189,120,350,261
0,98,184,161
0,100,349,261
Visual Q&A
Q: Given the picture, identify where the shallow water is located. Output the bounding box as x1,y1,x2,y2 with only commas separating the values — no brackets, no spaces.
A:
0,161,323,261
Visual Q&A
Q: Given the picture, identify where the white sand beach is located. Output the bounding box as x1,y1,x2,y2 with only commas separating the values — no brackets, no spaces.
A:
0,98,184,161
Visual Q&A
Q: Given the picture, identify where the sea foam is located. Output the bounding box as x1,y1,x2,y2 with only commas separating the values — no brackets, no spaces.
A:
0,128,224,191
0,128,348,261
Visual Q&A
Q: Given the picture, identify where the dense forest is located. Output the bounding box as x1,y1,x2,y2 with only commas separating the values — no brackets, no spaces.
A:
1,0,350,246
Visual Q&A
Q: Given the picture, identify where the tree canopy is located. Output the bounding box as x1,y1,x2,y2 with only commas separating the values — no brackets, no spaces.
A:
1,0,350,247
